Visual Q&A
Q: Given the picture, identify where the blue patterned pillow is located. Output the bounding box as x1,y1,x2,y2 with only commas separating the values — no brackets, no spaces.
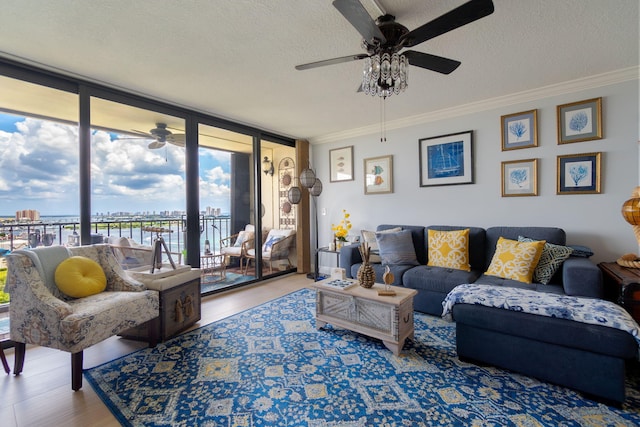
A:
263,236,283,252
376,230,419,266
518,236,573,284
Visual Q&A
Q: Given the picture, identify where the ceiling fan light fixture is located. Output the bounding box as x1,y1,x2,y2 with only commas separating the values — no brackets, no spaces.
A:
362,52,407,97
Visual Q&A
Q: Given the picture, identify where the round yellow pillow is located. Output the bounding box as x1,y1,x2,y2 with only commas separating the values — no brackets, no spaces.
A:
55,256,107,298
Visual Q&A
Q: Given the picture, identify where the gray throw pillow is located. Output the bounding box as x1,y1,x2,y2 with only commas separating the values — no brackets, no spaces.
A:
376,230,419,266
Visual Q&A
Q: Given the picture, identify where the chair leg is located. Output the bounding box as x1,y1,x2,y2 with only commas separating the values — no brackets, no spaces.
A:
0,346,9,374
71,351,83,391
13,342,25,375
147,317,159,348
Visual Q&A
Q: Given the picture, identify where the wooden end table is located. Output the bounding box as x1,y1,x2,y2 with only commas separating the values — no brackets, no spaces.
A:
314,279,417,355
598,261,640,323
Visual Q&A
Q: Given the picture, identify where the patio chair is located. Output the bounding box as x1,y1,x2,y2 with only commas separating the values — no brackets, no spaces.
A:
220,224,255,269
5,244,159,390
244,229,296,274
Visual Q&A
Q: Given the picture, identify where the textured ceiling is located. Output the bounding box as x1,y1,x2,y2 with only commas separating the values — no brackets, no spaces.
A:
0,0,637,143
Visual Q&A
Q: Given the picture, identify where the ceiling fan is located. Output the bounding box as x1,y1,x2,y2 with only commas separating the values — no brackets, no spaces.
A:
123,123,186,149
295,0,494,93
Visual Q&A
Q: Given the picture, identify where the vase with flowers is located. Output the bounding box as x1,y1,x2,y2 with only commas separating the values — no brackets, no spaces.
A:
331,209,352,250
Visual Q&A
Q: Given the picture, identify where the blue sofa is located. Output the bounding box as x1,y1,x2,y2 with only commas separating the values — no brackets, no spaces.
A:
340,224,639,403
340,224,603,315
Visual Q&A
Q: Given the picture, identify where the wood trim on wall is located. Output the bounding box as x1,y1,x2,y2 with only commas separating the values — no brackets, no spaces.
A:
296,139,311,274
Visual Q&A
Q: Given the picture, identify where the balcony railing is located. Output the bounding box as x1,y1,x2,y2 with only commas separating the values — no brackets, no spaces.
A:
0,215,231,257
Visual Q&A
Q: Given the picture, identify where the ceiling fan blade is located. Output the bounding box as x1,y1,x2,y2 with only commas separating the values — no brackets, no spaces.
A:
404,51,461,75
148,140,166,150
400,0,494,48
332,0,386,45
166,134,186,147
295,53,369,70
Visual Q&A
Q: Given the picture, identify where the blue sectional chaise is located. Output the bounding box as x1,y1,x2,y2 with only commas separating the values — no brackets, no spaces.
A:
339,224,639,403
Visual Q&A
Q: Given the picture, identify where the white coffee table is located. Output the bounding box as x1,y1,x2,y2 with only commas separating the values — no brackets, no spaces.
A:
313,279,417,355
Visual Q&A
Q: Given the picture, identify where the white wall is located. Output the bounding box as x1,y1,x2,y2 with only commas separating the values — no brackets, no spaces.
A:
312,77,639,264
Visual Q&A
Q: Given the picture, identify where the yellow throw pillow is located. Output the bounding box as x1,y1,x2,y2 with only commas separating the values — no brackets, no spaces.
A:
485,237,546,284
55,256,107,298
427,229,471,272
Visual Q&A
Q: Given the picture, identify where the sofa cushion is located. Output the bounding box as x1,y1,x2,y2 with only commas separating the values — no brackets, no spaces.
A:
474,274,565,294
452,304,638,359
519,236,573,284
361,227,401,263
427,228,470,272
485,237,545,284
350,262,413,286
376,229,419,266
403,265,482,294
378,224,427,264
427,226,486,271
485,227,565,269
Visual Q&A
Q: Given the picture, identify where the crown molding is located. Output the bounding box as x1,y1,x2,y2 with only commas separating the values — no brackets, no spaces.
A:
310,66,639,145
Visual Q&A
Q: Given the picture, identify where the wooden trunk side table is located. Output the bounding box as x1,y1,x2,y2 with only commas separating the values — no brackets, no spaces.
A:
121,268,202,342
598,261,640,323
314,279,417,355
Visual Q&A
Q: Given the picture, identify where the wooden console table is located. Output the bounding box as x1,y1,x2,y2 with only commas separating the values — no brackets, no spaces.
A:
598,261,640,323
314,279,417,355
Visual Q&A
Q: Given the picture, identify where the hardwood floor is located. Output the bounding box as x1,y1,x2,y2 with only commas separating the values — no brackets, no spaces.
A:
0,273,313,427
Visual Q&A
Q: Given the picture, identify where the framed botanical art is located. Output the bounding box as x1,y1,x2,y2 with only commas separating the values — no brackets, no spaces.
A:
501,158,538,197
501,109,538,151
364,155,393,195
557,97,603,144
329,146,354,182
557,152,602,194
419,130,473,187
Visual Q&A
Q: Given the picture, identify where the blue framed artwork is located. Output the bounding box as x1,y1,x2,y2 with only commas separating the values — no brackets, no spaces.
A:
419,130,473,187
557,152,601,194
557,98,603,144
501,109,538,151
501,158,538,197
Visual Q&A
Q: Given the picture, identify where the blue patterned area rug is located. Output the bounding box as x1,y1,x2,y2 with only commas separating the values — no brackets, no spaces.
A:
85,289,640,426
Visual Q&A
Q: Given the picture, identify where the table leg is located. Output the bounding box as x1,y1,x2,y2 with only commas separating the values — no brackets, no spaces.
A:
0,346,9,374
383,339,403,356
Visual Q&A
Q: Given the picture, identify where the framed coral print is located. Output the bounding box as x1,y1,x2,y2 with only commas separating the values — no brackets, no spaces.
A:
329,146,354,182
501,109,538,151
501,159,538,197
419,130,473,187
364,155,393,195
557,152,601,194
557,97,602,144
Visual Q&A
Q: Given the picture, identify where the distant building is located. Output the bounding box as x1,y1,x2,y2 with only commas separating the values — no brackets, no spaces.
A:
16,209,40,221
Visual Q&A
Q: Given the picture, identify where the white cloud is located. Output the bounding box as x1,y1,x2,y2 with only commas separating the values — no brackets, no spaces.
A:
0,117,231,216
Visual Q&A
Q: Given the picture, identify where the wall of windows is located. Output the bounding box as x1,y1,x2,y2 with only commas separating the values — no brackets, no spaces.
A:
0,59,304,305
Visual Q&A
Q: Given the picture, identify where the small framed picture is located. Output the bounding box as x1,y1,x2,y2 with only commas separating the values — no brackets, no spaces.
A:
329,146,354,182
501,159,538,197
557,97,603,144
364,155,393,195
419,130,473,187
557,152,602,194
501,109,538,151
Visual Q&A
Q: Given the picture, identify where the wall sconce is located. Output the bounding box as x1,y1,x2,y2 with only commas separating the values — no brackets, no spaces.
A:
262,156,274,176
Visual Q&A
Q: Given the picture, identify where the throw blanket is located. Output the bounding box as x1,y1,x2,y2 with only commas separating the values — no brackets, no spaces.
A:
442,283,640,349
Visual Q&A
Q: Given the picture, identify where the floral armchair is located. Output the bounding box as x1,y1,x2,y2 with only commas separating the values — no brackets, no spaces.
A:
5,244,159,391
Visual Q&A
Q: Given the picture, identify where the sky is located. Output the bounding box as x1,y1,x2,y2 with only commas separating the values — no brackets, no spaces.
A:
0,113,231,217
